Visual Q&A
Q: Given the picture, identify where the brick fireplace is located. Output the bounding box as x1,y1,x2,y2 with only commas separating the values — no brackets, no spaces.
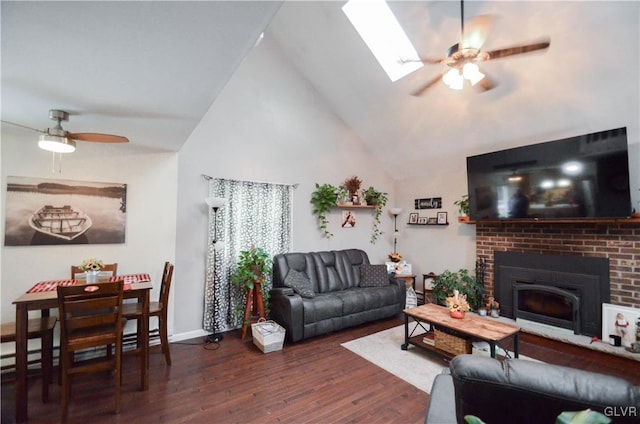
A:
475,222,640,312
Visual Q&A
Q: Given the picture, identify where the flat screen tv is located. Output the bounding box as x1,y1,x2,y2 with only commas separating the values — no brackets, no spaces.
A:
466,127,632,221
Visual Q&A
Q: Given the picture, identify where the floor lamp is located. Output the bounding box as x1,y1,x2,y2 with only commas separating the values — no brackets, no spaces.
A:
205,196,226,343
390,208,402,254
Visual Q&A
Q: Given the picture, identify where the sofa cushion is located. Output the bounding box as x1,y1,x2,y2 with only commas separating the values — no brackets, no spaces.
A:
284,269,315,298
359,264,388,287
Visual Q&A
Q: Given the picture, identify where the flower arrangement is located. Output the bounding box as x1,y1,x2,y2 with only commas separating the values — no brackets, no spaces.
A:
388,252,403,262
446,290,470,314
342,175,362,197
80,258,104,272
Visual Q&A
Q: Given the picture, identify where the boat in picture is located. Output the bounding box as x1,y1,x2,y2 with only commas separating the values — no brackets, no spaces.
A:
29,205,92,241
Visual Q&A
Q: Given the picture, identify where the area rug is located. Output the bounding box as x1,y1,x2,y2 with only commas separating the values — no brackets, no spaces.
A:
341,325,444,393
341,324,535,393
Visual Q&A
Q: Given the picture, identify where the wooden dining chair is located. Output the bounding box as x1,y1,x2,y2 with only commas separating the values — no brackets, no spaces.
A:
0,316,57,402
57,281,126,422
122,262,174,365
70,263,118,280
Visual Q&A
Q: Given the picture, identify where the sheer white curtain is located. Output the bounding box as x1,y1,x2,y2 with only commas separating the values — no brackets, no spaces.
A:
204,178,293,333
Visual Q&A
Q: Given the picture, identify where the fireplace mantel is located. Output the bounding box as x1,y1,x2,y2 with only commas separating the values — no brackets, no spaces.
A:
465,217,640,225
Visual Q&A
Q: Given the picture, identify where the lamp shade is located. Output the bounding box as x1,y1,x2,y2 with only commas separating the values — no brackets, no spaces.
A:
205,197,226,209
390,207,402,216
38,134,76,153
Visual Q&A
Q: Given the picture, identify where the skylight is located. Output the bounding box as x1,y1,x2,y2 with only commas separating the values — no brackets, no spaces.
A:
342,0,422,82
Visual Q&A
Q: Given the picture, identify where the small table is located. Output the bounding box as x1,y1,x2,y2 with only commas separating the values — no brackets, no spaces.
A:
12,278,152,423
402,303,520,359
394,274,416,289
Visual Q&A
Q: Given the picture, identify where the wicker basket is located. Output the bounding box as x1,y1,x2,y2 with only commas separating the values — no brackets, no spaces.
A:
434,329,471,356
251,320,285,353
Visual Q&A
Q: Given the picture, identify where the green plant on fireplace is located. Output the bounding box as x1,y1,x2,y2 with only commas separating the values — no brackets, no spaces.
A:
310,183,340,238
432,269,482,310
454,194,470,216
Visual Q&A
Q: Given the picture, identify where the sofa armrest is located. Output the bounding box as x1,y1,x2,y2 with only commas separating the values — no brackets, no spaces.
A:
270,287,294,296
269,289,304,342
425,371,456,424
389,276,406,291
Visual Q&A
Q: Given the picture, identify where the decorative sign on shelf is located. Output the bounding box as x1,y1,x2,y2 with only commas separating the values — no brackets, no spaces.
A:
415,197,442,209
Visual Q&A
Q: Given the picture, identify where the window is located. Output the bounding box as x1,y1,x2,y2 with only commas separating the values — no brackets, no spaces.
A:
342,0,422,81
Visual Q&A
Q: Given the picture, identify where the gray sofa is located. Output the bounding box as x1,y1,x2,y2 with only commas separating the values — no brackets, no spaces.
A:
270,249,405,342
425,354,640,424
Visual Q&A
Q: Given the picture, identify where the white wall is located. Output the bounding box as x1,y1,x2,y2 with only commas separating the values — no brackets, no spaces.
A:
0,129,178,333
394,156,477,284
174,35,397,338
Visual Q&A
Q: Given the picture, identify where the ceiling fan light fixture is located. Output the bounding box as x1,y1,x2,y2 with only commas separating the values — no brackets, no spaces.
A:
38,134,76,153
463,62,485,85
443,68,464,90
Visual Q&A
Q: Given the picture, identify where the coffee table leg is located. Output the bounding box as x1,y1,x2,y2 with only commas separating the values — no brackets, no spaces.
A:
514,333,519,358
489,341,496,358
401,313,409,350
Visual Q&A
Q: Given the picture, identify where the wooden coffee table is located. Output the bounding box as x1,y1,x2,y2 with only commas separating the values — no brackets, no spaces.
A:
402,303,521,358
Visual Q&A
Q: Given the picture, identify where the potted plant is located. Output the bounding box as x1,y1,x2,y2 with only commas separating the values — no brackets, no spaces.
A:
230,245,273,319
362,186,388,244
343,175,362,205
310,183,340,238
454,195,470,222
432,269,482,310
362,186,387,206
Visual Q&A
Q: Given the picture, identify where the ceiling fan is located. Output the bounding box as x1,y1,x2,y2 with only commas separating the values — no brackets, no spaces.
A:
2,109,129,153
410,0,550,96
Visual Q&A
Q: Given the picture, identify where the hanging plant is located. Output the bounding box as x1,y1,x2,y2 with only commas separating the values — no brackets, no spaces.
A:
363,186,388,244
310,183,339,238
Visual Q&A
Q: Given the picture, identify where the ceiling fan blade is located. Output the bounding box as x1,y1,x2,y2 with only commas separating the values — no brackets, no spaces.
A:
420,57,446,65
411,72,446,96
68,133,129,143
0,120,46,134
484,39,550,61
460,15,494,51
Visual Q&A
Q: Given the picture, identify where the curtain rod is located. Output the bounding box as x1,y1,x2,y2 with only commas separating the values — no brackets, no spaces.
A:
201,174,299,189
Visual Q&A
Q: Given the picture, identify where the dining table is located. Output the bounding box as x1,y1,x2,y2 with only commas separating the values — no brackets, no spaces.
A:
12,275,152,423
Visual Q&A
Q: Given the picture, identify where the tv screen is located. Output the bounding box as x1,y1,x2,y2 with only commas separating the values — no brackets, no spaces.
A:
466,127,632,221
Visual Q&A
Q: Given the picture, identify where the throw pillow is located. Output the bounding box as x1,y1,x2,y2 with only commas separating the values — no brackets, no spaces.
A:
360,264,389,287
283,269,315,298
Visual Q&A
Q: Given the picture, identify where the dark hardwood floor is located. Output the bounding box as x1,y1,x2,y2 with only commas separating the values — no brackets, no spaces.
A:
2,316,639,423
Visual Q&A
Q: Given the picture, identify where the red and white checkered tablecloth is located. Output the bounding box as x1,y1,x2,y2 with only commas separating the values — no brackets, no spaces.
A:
27,280,79,293
109,274,151,284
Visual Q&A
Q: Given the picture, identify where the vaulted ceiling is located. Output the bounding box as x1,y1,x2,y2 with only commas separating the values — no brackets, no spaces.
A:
2,1,638,180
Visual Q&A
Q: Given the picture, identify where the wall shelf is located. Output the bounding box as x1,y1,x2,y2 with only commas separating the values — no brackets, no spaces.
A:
335,204,378,209
407,223,449,227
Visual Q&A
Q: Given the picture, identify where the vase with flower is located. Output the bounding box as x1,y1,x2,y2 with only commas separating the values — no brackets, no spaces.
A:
80,258,104,283
446,290,470,319
388,252,403,263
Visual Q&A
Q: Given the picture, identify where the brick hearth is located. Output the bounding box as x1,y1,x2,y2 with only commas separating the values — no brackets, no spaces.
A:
475,222,640,309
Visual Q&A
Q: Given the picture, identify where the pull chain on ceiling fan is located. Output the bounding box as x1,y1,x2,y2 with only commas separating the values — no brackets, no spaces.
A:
410,0,550,96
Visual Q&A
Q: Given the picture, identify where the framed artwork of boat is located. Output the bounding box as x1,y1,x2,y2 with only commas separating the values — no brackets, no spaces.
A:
4,176,127,246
